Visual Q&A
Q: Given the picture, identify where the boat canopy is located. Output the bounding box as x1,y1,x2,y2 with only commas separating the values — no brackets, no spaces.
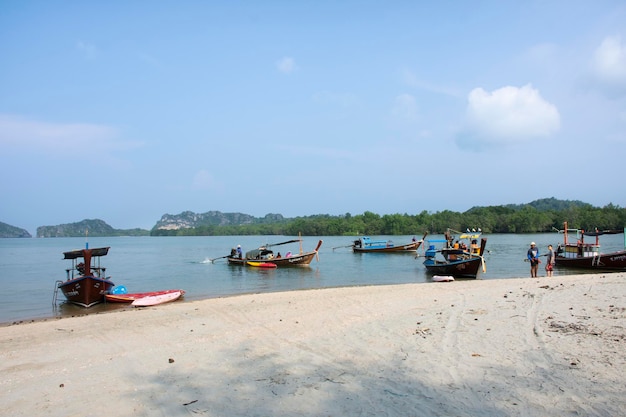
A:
63,247,110,259
459,233,481,239
245,248,273,259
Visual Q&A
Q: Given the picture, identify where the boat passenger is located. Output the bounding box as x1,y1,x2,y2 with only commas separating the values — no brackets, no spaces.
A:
236,245,242,259
449,241,460,261
470,239,479,254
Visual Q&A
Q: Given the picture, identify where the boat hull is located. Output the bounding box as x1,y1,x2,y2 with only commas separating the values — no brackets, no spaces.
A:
555,251,626,270
424,257,483,279
105,289,186,303
432,275,455,282
228,251,317,267
58,276,115,308
131,291,183,307
353,241,422,253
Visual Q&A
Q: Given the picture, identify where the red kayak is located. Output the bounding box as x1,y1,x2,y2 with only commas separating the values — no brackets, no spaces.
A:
105,289,186,303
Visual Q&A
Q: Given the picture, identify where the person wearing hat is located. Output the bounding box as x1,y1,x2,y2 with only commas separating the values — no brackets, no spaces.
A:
236,244,242,259
527,242,540,277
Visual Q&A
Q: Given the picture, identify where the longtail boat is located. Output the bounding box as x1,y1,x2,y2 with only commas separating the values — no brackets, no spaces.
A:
224,237,323,267
55,246,114,307
422,229,487,279
352,232,427,253
555,222,626,270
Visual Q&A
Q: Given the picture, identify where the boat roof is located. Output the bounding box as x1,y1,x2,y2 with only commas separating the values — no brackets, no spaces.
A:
63,247,110,259
360,237,391,245
459,233,481,239
245,248,273,258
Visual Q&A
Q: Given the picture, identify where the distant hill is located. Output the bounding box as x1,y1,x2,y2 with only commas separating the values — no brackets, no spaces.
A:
0,221,32,238
153,210,286,231
5,198,620,238
36,219,149,238
466,197,592,214
508,197,592,212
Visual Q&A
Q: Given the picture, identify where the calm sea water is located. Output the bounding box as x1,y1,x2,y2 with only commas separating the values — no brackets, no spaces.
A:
1,233,624,324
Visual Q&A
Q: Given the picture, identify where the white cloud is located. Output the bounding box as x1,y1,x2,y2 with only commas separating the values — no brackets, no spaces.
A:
192,169,217,189
276,57,297,74
590,36,626,97
390,94,419,123
400,68,461,98
462,84,560,146
0,114,141,155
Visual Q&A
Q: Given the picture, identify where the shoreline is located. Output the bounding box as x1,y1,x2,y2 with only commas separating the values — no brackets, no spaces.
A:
0,272,602,327
2,272,625,416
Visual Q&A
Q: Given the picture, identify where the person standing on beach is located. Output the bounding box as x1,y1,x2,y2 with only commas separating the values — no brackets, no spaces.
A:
545,244,555,277
527,242,540,277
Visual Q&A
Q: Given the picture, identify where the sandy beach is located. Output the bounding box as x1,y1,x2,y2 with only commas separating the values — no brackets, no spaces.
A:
1,273,624,417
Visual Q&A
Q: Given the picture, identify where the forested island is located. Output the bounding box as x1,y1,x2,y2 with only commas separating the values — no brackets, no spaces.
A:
2,198,625,238
150,198,626,236
36,219,149,238
0,221,32,238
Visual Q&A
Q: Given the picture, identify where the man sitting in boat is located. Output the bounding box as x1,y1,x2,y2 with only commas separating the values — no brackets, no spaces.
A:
470,239,480,255
449,241,460,261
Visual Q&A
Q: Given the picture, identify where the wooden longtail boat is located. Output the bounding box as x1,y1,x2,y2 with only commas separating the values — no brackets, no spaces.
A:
422,229,487,279
555,222,626,270
225,238,323,267
352,232,427,253
55,246,115,307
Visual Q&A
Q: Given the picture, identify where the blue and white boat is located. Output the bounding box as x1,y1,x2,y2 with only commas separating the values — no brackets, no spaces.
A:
422,229,487,278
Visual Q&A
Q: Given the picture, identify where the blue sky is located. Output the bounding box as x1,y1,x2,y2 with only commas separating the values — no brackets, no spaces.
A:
1,1,625,235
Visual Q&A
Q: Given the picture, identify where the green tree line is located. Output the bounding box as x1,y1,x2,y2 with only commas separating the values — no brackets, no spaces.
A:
150,200,626,236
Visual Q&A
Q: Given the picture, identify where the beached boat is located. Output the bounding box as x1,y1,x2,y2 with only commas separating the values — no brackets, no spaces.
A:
352,233,427,253
105,288,186,303
225,238,323,267
422,229,487,279
432,275,455,282
555,222,626,270
55,246,115,307
131,290,183,307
